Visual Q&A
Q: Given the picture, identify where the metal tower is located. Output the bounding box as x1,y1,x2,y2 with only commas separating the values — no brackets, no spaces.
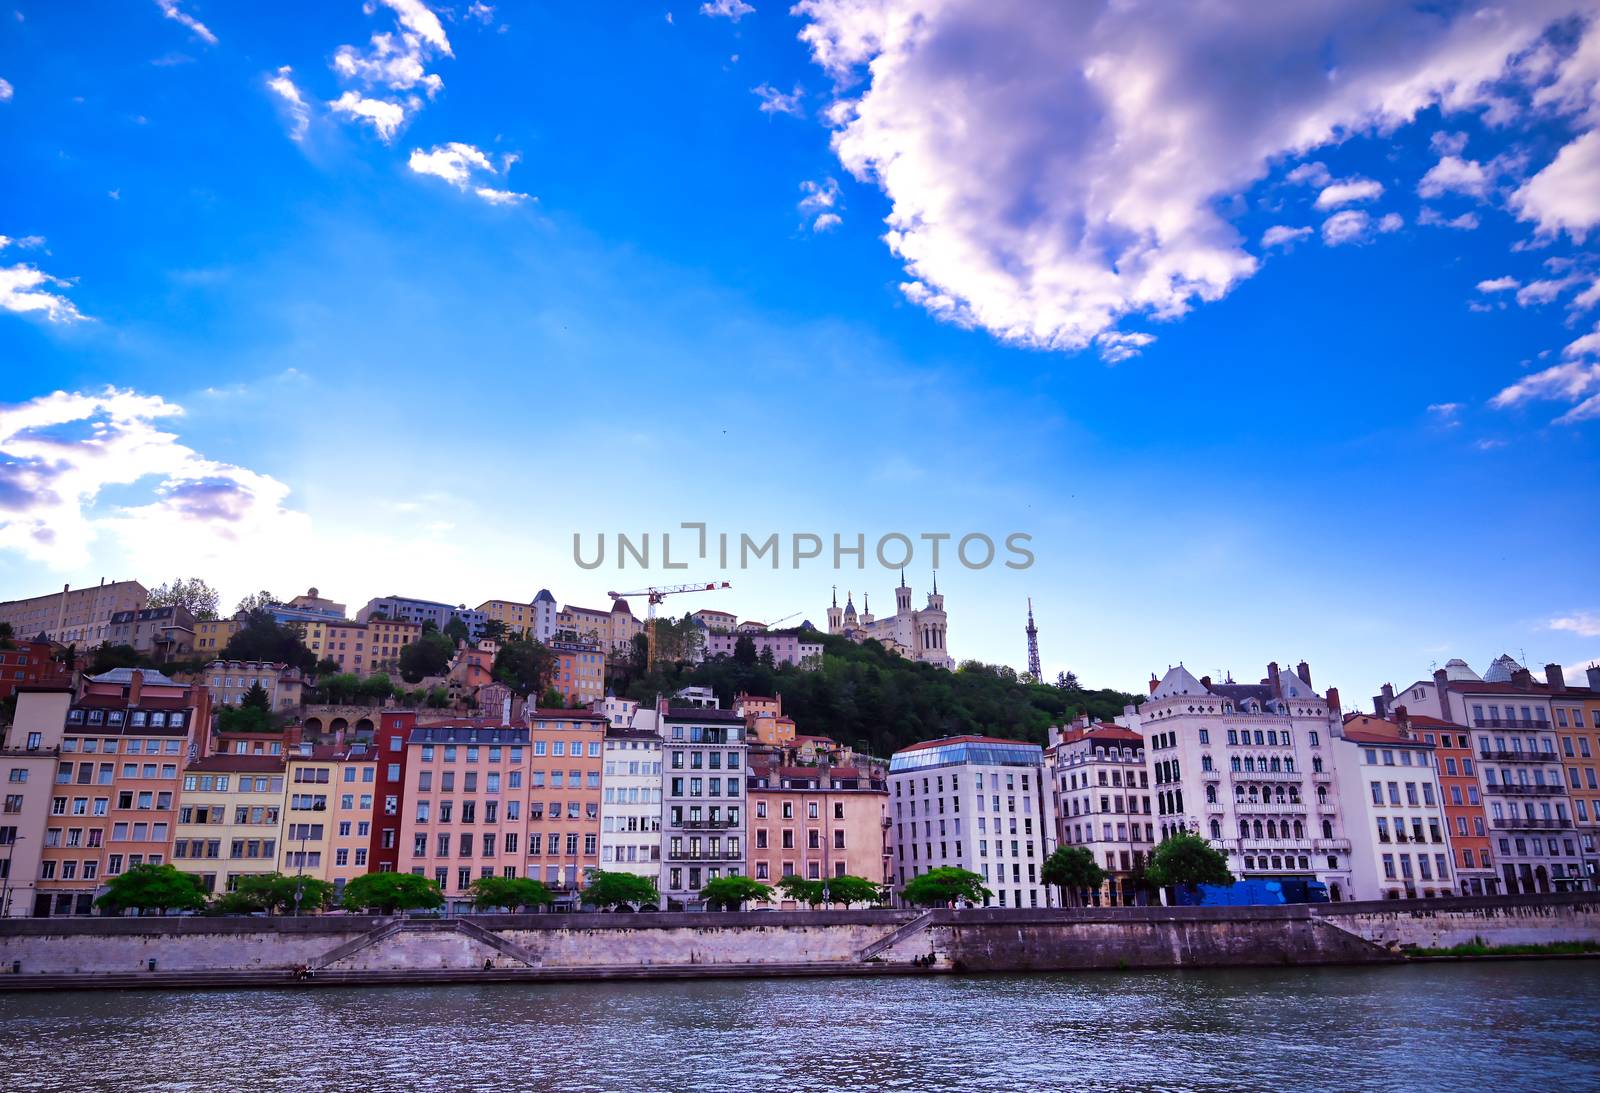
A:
1026,597,1041,680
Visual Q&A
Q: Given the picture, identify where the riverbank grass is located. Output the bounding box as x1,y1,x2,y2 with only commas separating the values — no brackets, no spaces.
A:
1407,939,1600,958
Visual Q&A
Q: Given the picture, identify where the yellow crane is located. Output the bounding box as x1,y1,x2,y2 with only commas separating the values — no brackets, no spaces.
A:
607,580,731,671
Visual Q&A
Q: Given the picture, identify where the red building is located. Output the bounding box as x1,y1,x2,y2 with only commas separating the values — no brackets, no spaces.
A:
368,709,416,873
0,640,71,703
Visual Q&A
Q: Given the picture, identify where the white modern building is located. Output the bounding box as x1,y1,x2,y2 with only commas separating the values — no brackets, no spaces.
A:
599,725,663,884
1120,662,1354,901
1332,715,1455,900
888,735,1055,908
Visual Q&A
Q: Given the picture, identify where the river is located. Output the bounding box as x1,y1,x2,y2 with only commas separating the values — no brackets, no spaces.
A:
3,961,1596,1091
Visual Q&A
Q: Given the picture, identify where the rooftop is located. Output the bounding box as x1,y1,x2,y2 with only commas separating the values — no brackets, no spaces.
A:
186,754,286,773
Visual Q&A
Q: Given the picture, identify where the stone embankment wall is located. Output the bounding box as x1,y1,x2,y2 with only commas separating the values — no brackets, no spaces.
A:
0,894,1593,985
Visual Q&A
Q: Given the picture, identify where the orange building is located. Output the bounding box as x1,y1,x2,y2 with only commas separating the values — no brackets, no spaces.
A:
37,668,211,915
328,742,379,896
736,693,797,747
550,640,606,706
746,750,889,903
525,708,607,896
303,618,421,676
1398,709,1494,895
1550,665,1600,887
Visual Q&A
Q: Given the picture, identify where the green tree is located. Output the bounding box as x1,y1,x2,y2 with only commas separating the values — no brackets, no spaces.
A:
776,874,824,906
733,634,757,666
700,875,774,910
240,680,272,711
540,686,565,709
95,863,208,914
315,657,341,676
425,687,450,709
87,642,150,674
0,621,13,649
581,869,660,909
146,577,220,621
362,673,396,704
234,590,280,616
231,871,335,914
492,638,554,696
901,867,992,908
221,610,315,673
316,673,363,704
217,703,279,734
341,872,445,913
443,616,470,646
1041,845,1107,907
482,618,508,643
399,631,455,683
818,874,885,906
1145,832,1235,897
470,875,553,911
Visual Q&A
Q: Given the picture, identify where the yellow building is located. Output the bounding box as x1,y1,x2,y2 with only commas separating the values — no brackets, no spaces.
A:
479,598,535,634
174,754,287,893
328,743,379,897
278,746,338,884
302,619,420,676
192,618,242,655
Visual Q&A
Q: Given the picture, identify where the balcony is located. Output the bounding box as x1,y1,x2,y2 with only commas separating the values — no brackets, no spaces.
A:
1478,749,1557,763
1483,783,1565,796
1473,719,1549,731
1228,769,1302,782
1233,801,1307,814
1312,838,1351,852
1220,838,1308,854
1491,817,1569,831
666,848,743,862
678,818,739,830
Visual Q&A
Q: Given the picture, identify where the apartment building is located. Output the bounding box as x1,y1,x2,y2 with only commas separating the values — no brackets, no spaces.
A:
1122,662,1354,900
1333,715,1454,900
888,735,1055,909
368,710,415,874
203,660,304,711
303,618,421,677
0,640,71,702
1380,658,1585,892
702,628,824,668
550,640,606,706
1549,665,1600,888
399,723,534,913
1046,719,1152,906
747,751,889,902
0,689,71,917
357,595,457,630
106,605,196,663
477,590,556,642
598,726,663,883
279,745,339,884
0,580,147,647
328,743,379,896
525,709,607,895
192,618,242,655
35,669,209,915
173,754,286,894
659,705,748,909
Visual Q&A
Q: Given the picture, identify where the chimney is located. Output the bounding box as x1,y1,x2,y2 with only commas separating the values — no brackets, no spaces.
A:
1394,704,1410,735
1511,667,1533,691
1589,665,1600,691
1296,661,1312,688
1325,686,1341,711
128,669,144,706
1433,669,1452,721
1267,661,1281,696
1373,682,1395,717
1148,674,1159,695
1545,663,1565,692
1200,675,1212,688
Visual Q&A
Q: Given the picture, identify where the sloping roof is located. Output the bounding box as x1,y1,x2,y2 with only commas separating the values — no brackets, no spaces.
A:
87,667,180,686
1482,654,1523,684
1150,664,1207,699
664,706,743,721
187,754,285,773
1341,714,1433,747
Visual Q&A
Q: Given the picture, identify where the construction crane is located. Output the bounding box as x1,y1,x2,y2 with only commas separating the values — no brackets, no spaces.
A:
607,580,731,671
748,610,802,630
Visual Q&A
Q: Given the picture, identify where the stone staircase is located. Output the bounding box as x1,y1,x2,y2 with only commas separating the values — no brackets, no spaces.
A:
857,910,936,962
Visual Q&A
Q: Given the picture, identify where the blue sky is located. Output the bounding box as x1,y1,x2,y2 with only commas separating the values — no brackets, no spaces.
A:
2,1,1599,706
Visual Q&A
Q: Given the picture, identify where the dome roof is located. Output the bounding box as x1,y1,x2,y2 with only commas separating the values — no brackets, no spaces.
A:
1483,654,1523,684
1441,658,1481,681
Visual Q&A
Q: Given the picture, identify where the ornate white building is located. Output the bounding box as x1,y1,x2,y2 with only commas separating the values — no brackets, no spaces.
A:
826,572,953,670
1119,661,1356,901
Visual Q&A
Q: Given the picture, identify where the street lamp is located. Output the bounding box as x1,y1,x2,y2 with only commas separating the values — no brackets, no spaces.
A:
292,827,311,915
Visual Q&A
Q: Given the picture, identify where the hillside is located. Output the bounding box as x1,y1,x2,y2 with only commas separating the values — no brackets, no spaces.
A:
614,631,1140,759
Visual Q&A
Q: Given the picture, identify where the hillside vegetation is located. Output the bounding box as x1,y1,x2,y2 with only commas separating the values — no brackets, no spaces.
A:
614,631,1140,759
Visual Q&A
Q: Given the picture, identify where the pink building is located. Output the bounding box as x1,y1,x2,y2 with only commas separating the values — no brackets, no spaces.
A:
397,722,532,913
702,628,822,668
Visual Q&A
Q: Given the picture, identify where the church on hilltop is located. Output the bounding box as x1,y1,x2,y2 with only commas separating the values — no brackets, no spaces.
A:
826,572,953,670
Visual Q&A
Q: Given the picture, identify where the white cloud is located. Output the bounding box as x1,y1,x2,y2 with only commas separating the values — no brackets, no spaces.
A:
1322,210,1372,246
1476,275,1520,292
1515,274,1582,307
408,142,529,204
266,66,309,141
791,0,1585,355
1427,401,1463,422
0,387,309,572
1261,225,1312,249
799,177,841,231
1094,331,1156,364
1430,130,1469,156
328,91,408,142
1417,155,1489,198
0,78,11,102
334,32,443,96
1314,177,1384,209
1377,212,1404,233
1511,128,1600,242
1575,278,1600,310
1550,612,1600,638
0,253,85,323
701,0,754,19
379,0,451,54
467,2,496,24
154,0,216,46
1418,207,1479,230
753,83,803,116
1285,162,1331,187
1489,344,1600,420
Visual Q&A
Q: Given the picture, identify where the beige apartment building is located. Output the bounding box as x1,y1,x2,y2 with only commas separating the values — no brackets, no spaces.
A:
0,581,147,647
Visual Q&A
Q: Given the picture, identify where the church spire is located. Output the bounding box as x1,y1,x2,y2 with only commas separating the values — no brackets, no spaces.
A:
932,569,938,595
832,585,837,608
899,566,907,589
